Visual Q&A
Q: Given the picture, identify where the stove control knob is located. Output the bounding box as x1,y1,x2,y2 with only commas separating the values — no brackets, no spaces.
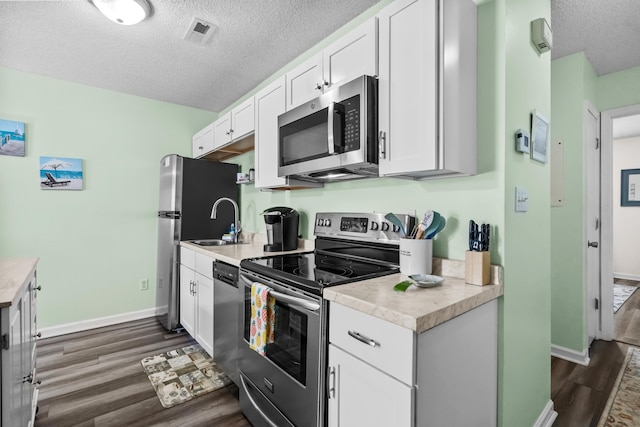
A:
317,218,323,226
381,222,390,231
370,221,379,231
325,219,331,227
392,224,401,233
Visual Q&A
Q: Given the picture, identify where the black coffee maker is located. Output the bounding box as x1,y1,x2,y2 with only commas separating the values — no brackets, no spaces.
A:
261,207,299,252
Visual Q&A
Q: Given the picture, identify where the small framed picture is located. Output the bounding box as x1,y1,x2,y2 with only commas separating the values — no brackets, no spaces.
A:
530,110,550,164
0,119,26,157
621,168,640,206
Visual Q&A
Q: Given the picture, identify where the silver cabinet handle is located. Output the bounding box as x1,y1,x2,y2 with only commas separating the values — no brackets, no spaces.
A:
315,83,323,90
379,131,387,159
588,241,599,248
239,375,280,427
328,366,336,398
347,330,379,347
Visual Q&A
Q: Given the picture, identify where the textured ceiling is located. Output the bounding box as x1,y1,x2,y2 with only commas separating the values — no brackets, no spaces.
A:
0,0,379,112
1,1,639,114
551,0,640,75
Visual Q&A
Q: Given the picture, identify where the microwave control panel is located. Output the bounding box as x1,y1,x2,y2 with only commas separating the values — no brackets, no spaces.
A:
342,95,360,151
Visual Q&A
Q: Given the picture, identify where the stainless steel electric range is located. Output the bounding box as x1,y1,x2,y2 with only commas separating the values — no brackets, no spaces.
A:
237,212,414,427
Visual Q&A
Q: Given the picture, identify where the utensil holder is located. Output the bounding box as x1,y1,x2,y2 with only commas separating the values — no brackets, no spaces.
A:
465,251,490,286
399,238,432,275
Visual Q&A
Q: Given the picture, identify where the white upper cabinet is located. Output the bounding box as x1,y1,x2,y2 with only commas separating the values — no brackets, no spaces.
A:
377,0,477,179
286,17,378,110
192,122,214,158
213,97,256,150
254,76,322,190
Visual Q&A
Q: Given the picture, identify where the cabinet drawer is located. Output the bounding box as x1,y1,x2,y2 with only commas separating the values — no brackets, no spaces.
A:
329,303,415,385
195,252,214,279
180,247,196,270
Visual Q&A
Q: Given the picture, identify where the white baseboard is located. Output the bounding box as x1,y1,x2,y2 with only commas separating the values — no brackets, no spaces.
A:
39,308,156,338
551,344,591,366
614,272,640,282
533,400,558,427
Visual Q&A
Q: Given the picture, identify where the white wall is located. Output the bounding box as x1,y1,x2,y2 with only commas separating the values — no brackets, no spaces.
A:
613,136,640,280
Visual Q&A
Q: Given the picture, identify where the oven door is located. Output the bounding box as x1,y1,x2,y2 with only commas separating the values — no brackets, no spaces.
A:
238,270,323,427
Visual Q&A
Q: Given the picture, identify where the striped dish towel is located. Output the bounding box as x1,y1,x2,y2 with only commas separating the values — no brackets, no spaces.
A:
249,282,276,355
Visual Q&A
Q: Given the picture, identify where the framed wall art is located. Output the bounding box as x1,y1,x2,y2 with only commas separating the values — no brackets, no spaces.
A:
621,168,640,206
40,156,84,190
0,119,26,157
530,110,550,164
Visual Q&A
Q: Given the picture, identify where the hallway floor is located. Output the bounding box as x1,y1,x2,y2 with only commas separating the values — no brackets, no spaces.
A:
551,278,640,427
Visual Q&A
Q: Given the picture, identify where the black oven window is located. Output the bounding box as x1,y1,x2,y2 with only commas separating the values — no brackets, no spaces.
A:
244,287,308,385
280,108,329,166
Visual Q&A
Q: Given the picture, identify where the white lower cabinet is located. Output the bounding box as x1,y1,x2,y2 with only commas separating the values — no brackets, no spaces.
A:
327,344,412,427
328,299,498,427
1,260,39,427
179,248,214,356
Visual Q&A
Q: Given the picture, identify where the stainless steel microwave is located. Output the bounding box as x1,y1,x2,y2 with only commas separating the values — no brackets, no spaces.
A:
277,75,378,183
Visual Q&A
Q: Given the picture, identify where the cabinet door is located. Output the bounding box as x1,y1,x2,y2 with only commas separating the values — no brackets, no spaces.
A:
323,17,378,90
179,265,196,337
213,112,233,148
327,344,413,427
285,54,323,110
192,129,204,158
195,272,214,357
254,76,288,189
231,97,255,140
200,123,215,154
377,0,438,176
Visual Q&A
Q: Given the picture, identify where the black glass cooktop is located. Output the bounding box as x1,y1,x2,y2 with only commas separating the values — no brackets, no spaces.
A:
240,251,399,296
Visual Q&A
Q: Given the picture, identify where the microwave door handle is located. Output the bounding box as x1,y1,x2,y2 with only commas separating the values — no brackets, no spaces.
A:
327,102,344,155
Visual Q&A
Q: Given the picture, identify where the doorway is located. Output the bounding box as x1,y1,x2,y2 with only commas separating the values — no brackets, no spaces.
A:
599,105,640,341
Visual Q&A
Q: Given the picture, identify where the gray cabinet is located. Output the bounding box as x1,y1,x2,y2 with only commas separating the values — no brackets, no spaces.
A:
1,260,39,427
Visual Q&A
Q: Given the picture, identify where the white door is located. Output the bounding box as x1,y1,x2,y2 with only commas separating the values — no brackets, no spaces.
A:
377,0,438,176
231,97,255,140
179,265,196,337
327,344,413,427
585,103,601,344
323,18,378,90
285,54,323,110
255,76,287,189
213,112,232,148
195,272,214,357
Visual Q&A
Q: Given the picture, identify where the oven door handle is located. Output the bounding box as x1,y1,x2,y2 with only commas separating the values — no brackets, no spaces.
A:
269,290,320,312
239,274,321,312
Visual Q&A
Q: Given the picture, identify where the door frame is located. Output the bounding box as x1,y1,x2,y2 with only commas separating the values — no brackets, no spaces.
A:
599,103,640,340
585,101,600,343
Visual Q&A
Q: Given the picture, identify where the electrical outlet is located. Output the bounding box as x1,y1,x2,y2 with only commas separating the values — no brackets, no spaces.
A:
515,186,528,212
140,279,149,291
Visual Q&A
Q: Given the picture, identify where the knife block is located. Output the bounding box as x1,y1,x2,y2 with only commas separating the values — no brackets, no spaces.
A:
465,251,490,286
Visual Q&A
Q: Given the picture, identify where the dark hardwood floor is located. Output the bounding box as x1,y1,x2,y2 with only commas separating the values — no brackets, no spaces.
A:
551,279,640,427
34,317,251,427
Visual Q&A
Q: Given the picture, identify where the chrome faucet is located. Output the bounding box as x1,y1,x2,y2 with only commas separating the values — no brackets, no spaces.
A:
211,197,240,243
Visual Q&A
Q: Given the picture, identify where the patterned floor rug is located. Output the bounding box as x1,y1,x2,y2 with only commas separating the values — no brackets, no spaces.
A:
613,284,638,313
597,347,640,427
141,343,231,408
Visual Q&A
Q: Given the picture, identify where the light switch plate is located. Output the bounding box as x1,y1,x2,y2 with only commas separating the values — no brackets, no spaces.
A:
515,186,528,212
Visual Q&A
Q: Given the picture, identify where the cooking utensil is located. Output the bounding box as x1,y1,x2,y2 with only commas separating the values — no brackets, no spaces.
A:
426,216,446,239
422,211,441,239
384,213,406,236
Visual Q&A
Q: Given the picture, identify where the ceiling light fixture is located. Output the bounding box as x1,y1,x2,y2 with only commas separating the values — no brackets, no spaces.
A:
92,0,151,26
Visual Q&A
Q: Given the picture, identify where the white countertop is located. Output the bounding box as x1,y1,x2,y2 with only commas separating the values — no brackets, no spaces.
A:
181,236,503,334
0,257,38,307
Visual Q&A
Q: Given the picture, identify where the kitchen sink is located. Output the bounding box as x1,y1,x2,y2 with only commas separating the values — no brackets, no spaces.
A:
188,239,247,246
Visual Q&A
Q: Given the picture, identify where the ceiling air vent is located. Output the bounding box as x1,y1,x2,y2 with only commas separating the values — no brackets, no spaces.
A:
184,17,217,45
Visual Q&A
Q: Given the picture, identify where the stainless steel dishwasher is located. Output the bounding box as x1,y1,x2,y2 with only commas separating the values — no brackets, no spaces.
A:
213,260,240,385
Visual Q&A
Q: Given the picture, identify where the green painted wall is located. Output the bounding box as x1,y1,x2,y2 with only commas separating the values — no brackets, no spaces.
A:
500,0,552,425
549,53,595,352
597,65,640,111
0,66,216,328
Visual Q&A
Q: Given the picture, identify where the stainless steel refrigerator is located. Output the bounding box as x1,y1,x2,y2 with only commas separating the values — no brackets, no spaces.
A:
155,154,238,331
